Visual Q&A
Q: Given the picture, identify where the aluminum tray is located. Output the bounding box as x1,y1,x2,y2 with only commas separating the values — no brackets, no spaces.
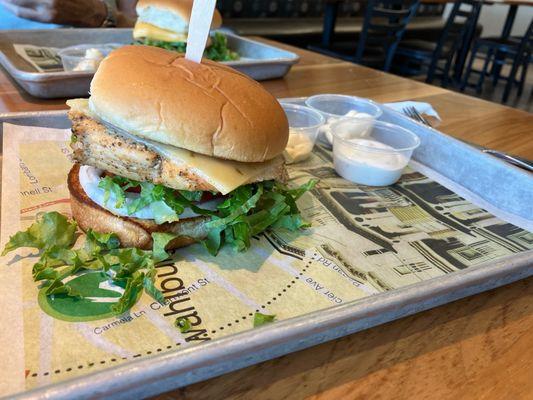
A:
1,103,532,399
0,28,300,98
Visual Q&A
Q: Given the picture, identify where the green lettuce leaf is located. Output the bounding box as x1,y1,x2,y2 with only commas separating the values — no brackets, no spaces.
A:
201,179,317,255
98,176,127,208
150,201,180,224
5,174,317,312
205,32,240,61
84,229,120,255
111,271,145,314
2,212,77,256
253,312,276,327
272,214,311,231
4,212,177,315
175,317,192,333
97,175,216,221
144,268,165,304
140,38,187,53
203,227,224,256
179,190,203,202
151,232,178,262
139,33,239,62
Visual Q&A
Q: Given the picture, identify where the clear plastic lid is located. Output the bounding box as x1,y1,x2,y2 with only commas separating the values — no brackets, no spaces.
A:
305,94,383,119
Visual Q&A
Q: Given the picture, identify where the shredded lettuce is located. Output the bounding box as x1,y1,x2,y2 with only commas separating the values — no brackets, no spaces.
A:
202,179,317,255
141,38,187,53
2,213,178,314
2,175,316,313
204,32,239,62
253,312,276,327
175,317,192,333
1,211,77,256
98,176,128,208
139,32,239,62
98,175,217,224
99,176,318,255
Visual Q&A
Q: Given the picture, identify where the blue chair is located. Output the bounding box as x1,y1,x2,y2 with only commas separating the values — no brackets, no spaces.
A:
309,0,421,72
461,20,532,103
395,0,482,87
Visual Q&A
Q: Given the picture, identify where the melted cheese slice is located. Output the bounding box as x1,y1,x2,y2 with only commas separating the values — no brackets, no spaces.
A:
68,99,282,195
133,22,188,43
153,142,280,195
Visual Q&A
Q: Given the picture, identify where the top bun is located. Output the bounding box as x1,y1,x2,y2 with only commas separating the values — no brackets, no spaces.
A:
89,45,289,163
136,0,222,33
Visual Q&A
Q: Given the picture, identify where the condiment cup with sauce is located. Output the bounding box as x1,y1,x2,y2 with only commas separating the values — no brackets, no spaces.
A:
305,94,383,144
281,103,325,164
58,43,121,72
330,119,420,186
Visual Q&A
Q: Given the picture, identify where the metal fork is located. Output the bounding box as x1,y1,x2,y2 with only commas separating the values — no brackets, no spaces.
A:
402,107,533,173
403,106,431,127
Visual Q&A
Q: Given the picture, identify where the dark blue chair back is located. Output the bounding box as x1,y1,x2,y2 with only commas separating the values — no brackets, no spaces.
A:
517,19,533,56
429,0,482,82
356,0,421,71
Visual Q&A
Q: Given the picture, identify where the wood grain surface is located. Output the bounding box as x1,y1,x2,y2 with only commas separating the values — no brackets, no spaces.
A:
0,37,532,400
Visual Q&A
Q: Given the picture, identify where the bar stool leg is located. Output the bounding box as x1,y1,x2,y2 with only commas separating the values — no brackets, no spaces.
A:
461,42,479,91
502,55,521,103
517,53,530,97
477,45,493,94
322,2,339,48
492,51,506,88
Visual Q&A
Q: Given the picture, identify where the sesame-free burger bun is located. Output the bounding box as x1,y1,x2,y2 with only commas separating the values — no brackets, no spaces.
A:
89,45,289,163
136,0,222,32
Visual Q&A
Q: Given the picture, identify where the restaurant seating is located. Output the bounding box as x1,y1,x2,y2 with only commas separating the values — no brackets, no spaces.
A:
219,0,446,50
306,0,421,72
395,0,483,87
461,20,532,103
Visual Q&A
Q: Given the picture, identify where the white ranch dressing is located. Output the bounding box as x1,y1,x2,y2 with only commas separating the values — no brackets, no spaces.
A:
322,110,374,144
79,165,222,220
73,48,105,72
333,139,408,186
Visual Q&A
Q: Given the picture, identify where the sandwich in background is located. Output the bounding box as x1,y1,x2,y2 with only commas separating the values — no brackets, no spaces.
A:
133,0,239,62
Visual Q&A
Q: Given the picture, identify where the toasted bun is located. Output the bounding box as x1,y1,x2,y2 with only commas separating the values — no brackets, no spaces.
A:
89,45,289,162
136,0,222,33
68,164,208,250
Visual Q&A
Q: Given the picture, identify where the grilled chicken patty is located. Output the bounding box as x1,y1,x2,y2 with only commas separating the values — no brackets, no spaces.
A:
69,110,288,193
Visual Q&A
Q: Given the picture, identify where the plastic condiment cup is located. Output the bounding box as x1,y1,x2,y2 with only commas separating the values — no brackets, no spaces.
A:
305,94,383,144
330,119,420,186
281,102,325,163
305,94,383,119
58,43,121,72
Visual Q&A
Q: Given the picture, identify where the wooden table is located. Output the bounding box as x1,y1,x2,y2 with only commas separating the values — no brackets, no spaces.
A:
1,38,533,400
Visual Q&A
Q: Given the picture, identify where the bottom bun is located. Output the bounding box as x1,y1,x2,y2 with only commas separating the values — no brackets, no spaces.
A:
68,164,209,250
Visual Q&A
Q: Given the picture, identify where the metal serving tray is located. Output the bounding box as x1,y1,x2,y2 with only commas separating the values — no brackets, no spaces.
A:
1,102,532,399
0,28,300,98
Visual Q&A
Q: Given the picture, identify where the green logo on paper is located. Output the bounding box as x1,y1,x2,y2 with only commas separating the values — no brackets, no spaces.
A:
38,272,125,322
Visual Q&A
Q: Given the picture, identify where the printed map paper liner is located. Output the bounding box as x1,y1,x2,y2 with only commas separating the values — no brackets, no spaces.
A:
1,123,531,396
